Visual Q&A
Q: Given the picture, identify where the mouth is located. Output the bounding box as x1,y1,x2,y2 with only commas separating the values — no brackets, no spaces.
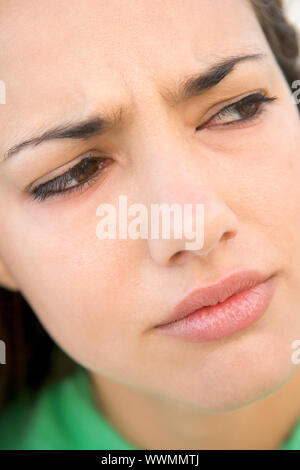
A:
154,269,277,342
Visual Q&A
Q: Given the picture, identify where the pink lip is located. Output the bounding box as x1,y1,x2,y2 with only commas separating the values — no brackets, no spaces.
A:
155,270,277,341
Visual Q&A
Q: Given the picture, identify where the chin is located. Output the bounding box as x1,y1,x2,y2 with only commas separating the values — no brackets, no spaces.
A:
192,366,297,414
156,331,300,413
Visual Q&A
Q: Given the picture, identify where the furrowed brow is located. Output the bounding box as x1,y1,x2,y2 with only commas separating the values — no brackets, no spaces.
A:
2,52,266,162
3,108,126,161
160,52,266,104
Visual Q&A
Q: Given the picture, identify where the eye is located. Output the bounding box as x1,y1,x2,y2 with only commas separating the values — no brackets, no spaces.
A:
27,155,112,202
196,92,278,130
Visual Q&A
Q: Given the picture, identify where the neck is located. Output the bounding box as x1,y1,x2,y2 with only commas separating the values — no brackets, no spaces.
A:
89,367,300,450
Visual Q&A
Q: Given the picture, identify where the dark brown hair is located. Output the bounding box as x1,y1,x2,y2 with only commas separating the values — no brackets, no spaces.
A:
0,0,299,411
251,0,300,91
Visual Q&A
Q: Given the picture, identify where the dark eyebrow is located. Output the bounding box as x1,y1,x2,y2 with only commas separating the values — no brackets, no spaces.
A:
2,52,266,162
161,52,266,104
3,110,126,161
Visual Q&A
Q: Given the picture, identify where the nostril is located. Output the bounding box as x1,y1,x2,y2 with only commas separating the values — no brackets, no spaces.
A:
222,230,237,242
170,250,190,266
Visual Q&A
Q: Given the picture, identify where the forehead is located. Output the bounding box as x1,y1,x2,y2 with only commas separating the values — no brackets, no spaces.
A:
0,0,269,141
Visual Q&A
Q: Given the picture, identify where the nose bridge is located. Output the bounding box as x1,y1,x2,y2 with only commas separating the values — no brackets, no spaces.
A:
134,117,214,206
128,83,209,203
131,120,240,265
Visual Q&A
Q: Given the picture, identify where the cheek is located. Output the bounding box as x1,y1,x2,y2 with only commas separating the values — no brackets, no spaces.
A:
228,110,300,264
0,200,144,369
259,119,300,260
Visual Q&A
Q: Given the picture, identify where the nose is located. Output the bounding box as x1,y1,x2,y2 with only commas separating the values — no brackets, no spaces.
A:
143,150,239,267
147,196,239,266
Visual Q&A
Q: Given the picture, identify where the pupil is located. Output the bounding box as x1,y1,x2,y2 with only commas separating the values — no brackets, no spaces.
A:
75,159,99,183
238,102,258,118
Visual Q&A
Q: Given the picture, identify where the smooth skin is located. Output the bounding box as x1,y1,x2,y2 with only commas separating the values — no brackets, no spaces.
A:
1,0,300,449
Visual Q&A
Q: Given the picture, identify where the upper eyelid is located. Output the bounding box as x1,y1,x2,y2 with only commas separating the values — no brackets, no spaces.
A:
195,93,277,132
198,89,268,123
25,161,76,193
25,152,106,192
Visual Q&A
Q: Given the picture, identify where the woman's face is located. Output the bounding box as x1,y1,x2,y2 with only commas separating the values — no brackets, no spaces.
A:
1,0,300,412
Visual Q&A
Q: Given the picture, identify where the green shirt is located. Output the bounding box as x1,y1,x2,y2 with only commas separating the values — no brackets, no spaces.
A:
0,366,138,450
0,365,299,450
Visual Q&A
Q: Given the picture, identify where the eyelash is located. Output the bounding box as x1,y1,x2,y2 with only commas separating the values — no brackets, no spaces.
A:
196,92,278,130
29,156,112,202
29,92,278,203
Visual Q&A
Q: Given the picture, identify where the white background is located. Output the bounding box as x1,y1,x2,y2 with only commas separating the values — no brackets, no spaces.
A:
284,0,300,29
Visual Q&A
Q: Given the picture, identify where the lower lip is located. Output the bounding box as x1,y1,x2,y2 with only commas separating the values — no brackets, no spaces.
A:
156,277,277,342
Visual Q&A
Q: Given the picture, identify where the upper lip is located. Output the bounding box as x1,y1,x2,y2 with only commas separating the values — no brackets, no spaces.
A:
157,269,272,327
